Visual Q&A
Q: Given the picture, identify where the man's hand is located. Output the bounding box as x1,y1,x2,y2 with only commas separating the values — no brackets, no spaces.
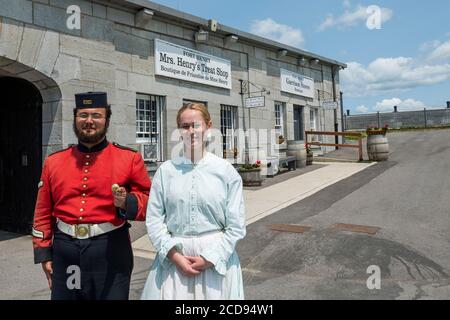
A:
168,248,201,277
113,186,127,210
41,261,53,289
185,256,213,271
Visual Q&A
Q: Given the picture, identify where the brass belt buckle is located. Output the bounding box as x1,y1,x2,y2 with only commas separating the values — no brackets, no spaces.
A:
74,224,90,239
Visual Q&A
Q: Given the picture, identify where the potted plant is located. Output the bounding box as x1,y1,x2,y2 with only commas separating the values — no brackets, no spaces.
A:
366,124,389,136
238,160,263,186
277,135,285,144
306,145,313,165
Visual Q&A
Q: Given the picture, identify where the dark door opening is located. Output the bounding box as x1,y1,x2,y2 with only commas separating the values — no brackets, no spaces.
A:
293,105,304,141
0,77,42,234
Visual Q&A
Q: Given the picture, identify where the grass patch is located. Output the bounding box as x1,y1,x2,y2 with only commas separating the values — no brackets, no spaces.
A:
344,134,366,140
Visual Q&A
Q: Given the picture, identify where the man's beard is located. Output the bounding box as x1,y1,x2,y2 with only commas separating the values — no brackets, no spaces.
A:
73,120,109,144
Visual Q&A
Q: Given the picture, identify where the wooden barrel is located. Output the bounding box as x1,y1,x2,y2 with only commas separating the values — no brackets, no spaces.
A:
287,140,307,168
306,152,313,165
367,134,389,161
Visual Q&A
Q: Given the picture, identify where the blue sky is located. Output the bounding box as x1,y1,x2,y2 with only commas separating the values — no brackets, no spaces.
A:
151,0,450,114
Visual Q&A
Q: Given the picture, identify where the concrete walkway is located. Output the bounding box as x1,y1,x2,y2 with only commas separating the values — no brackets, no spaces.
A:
132,161,375,260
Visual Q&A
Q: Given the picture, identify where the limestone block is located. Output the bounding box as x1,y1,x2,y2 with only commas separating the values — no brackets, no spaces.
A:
42,120,63,145
167,24,183,38
60,34,114,63
1,60,33,74
113,30,151,57
35,30,60,76
0,18,24,60
128,72,152,93
33,3,80,36
115,70,128,90
115,89,136,107
131,55,153,76
80,59,115,87
52,54,81,84
50,0,92,15
107,7,134,26
114,51,132,72
92,3,106,18
81,15,114,42
58,82,93,108
0,0,32,23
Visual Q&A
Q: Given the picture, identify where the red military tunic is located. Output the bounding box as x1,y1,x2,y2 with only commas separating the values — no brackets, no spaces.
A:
32,139,151,263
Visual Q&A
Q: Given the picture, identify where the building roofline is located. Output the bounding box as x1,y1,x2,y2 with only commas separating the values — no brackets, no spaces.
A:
113,0,347,69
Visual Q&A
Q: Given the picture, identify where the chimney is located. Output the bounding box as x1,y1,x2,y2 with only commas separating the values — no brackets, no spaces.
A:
394,106,398,112
346,109,350,116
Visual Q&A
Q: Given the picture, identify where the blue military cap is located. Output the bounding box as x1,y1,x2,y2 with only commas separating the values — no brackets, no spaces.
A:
75,91,110,109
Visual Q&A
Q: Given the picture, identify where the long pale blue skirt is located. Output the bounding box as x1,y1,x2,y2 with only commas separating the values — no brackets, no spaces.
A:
140,231,244,300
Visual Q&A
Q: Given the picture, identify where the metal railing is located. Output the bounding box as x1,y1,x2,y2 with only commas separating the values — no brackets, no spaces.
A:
344,108,450,130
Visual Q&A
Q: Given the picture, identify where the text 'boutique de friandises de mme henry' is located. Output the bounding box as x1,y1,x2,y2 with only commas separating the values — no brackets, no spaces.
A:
0,0,346,232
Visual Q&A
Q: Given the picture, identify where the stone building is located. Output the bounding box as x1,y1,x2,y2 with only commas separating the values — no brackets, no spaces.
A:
0,0,346,232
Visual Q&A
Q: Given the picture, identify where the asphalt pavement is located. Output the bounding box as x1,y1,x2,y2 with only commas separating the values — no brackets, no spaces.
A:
240,129,450,299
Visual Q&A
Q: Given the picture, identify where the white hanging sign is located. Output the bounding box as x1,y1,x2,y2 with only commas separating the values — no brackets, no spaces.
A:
322,101,338,109
245,96,265,108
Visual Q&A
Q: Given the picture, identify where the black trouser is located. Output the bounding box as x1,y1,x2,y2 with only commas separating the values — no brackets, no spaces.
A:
51,223,133,300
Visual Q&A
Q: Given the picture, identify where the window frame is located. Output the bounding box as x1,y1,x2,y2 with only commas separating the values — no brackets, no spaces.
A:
136,93,165,161
274,101,285,137
220,104,238,158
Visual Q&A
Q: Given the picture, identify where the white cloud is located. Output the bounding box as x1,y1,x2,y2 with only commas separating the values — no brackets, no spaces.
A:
420,40,441,52
373,98,427,112
318,5,393,31
374,98,426,112
399,99,428,111
250,18,304,48
351,98,441,114
355,105,369,113
426,39,450,63
374,98,402,112
341,58,450,97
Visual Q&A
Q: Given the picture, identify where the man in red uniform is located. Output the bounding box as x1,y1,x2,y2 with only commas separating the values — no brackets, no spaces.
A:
32,92,151,300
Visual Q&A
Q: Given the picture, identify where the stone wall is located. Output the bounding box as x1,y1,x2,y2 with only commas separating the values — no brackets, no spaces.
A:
0,0,343,160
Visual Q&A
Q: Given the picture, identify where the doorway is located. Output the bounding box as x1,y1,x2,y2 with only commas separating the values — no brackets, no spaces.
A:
293,105,304,141
0,77,42,234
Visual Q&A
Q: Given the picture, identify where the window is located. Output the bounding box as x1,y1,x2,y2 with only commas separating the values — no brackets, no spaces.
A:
136,94,164,161
274,102,285,136
310,108,318,131
220,105,238,157
309,108,320,142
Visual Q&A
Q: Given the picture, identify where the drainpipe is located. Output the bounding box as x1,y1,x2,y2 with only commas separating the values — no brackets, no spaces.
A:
331,66,339,148
340,91,344,130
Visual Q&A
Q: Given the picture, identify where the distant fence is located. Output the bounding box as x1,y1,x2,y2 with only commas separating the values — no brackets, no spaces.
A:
344,108,450,130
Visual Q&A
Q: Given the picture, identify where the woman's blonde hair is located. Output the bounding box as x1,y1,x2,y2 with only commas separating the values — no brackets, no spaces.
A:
176,102,211,128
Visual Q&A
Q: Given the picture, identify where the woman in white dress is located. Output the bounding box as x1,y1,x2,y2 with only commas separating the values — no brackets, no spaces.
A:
140,102,246,300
